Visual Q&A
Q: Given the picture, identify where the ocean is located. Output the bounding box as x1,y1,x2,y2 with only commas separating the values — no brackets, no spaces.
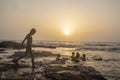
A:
0,41,120,80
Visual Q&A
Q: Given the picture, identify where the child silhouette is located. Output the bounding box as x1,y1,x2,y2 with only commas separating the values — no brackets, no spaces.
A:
12,28,36,69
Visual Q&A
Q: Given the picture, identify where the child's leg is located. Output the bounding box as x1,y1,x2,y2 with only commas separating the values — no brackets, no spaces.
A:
30,52,35,69
17,52,27,61
12,51,27,64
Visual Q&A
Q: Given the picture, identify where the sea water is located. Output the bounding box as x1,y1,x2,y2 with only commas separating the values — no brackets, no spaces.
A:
0,41,120,80
33,41,120,80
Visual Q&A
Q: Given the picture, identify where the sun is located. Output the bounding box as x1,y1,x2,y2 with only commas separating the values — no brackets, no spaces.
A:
64,25,71,35
63,24,71,36
65,29,70,35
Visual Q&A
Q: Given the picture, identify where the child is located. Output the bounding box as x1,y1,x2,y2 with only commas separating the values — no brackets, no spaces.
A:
74,52,80,62
12,28,36,69
71,52,75,61
81,54,86,61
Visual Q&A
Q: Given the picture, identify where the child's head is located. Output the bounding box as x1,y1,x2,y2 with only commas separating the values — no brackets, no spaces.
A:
72,52,75,55
76,52,80,56
30,28,36,35
83,54,86,58
57,54,61,57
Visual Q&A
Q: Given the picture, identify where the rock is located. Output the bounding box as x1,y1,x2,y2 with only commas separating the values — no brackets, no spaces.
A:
0,49,5,53
0,57,3,60
1,72,7,79
20,60,26,63
8,51,57,58
33,44,56,49
44,65,107,80
92,56,103,61
0,61,107,80
0,41,57,49
4,63,30,69
0,66,8,72
0,41,25,49
35,74,42,78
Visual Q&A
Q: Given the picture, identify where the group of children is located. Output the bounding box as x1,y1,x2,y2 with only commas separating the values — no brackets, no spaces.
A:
55,52,86,63
71,52,86,62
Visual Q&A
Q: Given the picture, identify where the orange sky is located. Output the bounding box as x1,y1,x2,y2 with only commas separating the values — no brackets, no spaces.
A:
0,0,120,42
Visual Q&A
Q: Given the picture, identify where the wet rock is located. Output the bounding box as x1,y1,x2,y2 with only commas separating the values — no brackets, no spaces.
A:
0,57,3,60
20,72,32,76
35,74,42,78
35,62,43,67
33,44,56,49
1,72,7,79
92,56,103,61
0,62,30,72
0,49,5,53
44,65,107,80
0,61,107,80
20,60,26,63
0,41,57,49
0,66,8,72
0,41,25,49
8,51,57,58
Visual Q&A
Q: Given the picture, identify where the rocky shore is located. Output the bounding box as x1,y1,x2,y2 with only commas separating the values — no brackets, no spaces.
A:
8,51,57,58
0,51,107,80
0,62,107,80
0,41,76,49
0,41,107,80
44,65,107,80
0,41,23,49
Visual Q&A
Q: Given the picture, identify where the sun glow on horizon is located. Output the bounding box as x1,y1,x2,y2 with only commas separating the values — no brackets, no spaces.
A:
65,29,70,35
64,24,71,36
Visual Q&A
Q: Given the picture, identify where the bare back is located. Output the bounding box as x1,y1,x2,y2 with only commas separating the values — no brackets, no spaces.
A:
26,34,32,50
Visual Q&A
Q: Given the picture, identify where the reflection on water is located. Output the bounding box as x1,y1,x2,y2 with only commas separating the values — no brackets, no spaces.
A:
0,42,120,80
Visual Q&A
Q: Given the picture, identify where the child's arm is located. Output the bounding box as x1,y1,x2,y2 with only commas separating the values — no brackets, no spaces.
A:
21,35,27,45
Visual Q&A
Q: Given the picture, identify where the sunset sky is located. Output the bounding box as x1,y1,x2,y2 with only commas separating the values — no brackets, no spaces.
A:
0,0,120,42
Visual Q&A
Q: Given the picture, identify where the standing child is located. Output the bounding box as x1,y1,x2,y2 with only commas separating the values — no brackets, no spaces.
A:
71,52,75,61
12,28,36,69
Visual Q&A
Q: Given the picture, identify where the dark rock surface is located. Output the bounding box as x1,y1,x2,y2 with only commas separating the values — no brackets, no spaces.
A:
0,41,24,49
0,49,5,53
92,55,103,61
8,51,57,58
33,44,56,49
0,41,57,49
45,65,107,80
0,60,107,80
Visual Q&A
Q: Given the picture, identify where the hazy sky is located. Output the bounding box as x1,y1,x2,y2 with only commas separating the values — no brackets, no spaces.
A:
0,0,120,42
